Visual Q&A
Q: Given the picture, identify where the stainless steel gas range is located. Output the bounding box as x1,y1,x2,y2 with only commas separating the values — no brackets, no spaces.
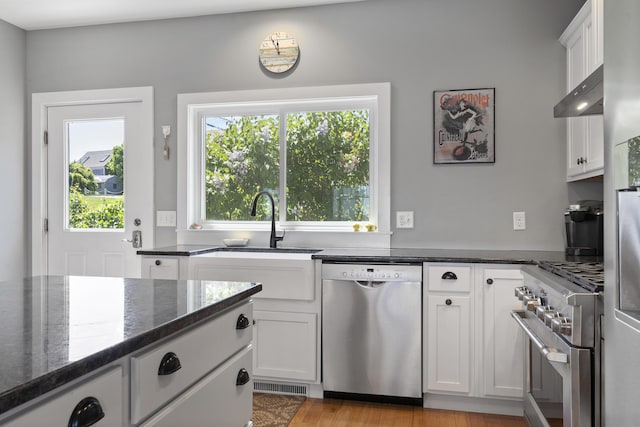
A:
512,261,603,427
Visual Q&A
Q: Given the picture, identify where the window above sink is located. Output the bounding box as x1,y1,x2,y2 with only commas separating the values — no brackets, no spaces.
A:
177,83,391,249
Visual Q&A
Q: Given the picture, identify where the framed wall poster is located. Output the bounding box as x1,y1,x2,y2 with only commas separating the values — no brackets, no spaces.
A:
433,88,495,164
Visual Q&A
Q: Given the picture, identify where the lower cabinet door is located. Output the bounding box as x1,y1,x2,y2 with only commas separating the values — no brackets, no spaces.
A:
481,269,524,398
425,294,471,394
253,310,317,381
141,346,253,427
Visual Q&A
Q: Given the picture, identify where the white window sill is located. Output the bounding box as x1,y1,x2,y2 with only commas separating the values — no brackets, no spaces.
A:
176,228,391,249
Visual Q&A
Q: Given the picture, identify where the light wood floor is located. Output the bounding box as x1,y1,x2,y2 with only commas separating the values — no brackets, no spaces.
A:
288,398,528,427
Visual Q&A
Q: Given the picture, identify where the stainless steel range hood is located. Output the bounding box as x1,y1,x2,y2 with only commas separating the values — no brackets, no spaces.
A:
554,64,603,118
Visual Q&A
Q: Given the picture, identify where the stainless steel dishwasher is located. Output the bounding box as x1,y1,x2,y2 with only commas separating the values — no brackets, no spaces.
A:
322,262,422,402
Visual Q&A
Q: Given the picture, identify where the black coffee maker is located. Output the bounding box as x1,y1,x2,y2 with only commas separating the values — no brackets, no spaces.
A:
564,200,604,256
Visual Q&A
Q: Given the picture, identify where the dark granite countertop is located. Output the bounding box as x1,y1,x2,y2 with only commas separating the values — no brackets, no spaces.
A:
311,248,577,264
138,245,597,266
0,276,261,415
137,244,221,256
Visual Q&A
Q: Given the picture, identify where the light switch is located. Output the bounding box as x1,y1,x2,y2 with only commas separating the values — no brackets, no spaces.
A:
157,210,177,227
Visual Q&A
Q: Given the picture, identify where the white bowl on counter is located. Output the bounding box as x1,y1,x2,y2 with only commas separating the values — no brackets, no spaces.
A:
223,238,249,247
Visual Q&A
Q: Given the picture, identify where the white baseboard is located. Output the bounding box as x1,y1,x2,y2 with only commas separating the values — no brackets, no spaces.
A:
423,393,524,417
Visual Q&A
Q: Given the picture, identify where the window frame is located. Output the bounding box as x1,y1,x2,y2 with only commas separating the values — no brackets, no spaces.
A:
177,83,390,247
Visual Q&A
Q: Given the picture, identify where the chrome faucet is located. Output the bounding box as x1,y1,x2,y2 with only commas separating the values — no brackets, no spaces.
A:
250,190,284,248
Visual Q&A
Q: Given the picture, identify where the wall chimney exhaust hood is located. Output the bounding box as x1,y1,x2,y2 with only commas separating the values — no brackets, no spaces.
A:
554,64,603,118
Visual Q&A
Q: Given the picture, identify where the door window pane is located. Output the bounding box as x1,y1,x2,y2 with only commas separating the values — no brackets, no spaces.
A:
286,110,370,221
204,115,280,220
67,119,124,229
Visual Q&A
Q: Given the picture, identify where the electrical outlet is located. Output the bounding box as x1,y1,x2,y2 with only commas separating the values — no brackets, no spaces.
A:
513,211,526,231
397,211,414,229
157,210,177,227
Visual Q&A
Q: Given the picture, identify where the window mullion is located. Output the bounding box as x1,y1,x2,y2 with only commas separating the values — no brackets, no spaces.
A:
279,110,287,223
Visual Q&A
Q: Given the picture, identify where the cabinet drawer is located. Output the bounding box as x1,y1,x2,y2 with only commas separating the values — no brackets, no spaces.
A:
140,346,253,427
131,302,253,424
4,367,122,427
141,257,179,279
426,265,472,292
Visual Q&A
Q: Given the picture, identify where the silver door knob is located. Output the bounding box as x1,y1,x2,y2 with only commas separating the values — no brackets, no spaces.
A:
122,230,142,248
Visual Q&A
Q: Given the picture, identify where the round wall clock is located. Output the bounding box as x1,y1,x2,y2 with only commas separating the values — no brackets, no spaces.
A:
259,32,300,73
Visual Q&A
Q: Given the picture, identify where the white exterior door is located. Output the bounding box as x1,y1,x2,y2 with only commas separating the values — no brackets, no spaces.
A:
33,87,154,278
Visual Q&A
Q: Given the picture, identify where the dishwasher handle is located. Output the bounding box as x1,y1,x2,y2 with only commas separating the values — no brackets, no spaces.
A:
354,280,388,288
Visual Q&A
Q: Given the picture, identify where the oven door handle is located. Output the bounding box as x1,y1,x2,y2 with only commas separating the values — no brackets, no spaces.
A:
511,310,568,364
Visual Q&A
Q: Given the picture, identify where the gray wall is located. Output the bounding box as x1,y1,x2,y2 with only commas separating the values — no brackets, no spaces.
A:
26,0,593,251
0,19,26,280
603,1,640,424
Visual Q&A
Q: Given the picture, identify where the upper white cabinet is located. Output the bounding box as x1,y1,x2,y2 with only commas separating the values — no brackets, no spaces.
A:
560,0,604,181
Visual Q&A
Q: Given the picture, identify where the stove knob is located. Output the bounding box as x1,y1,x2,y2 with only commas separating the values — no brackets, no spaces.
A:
559,320,573,336
536,305,554,321
522,292,536,306
526,298,541,312
544,311,560,327
514,287,528,300
551,316,572,336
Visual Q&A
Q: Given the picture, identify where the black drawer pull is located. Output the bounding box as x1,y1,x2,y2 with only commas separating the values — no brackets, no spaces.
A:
486,278,494,285
236,314,251,330
68,396,105,427
445,298,453,306
158,352,182,376
441,271,457,280
236,368,250,386
155,260,161,266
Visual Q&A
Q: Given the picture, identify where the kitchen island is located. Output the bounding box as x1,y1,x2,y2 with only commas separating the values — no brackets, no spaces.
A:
0,275,261,426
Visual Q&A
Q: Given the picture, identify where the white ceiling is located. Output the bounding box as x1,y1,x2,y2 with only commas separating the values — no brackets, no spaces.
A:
0,0,366,30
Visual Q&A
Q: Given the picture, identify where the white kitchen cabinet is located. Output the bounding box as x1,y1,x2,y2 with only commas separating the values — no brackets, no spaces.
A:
141,256,188,280
423,263,524,416
140,347,253,427
188,254,320,385
560,0,604,181
130,301,253,424
478,267,524,399
2,367,123,427
425,294,472,394
423,264,473,395
253,310,317,381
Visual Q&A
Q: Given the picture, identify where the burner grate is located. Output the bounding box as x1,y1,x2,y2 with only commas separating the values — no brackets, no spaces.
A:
538,261,604,292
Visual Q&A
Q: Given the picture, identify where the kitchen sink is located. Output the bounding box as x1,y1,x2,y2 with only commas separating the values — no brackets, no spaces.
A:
200,247,322,260
217,247,322,254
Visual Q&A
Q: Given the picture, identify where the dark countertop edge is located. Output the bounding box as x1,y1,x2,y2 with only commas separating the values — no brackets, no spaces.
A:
0,283,262,416
137,246,554,265
137,247,218,256
312,255,537,265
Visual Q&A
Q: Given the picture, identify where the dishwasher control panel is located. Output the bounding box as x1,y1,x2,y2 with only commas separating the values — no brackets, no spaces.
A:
322,263,422,282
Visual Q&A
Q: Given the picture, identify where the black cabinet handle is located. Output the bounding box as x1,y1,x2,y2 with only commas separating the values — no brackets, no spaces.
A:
236,314,251,330
445,298,453,306
236,368,250,386
158,352,182,376
155,260,161,266
441,271,457,280
68,396,105,427
486,278,494,285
